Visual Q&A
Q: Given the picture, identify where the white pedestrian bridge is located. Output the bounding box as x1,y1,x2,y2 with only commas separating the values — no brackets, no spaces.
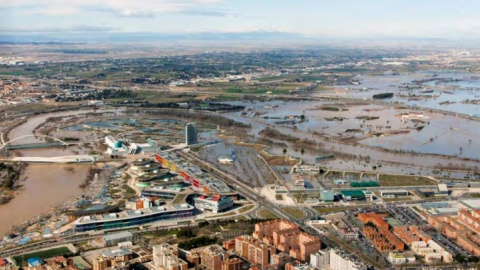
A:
10,155,96,164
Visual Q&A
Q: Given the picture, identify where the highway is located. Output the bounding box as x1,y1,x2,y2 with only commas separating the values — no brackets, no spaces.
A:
0,224,190,258
176,150,337,247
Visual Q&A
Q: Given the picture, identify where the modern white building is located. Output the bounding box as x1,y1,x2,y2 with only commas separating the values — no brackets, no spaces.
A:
105,135,122,149
153,243,188,270
310,250,330,269
310,249,362,270
105,136,158,155
218,155,233,164
411,240,453,264
193,195,234,213
388,252,407,264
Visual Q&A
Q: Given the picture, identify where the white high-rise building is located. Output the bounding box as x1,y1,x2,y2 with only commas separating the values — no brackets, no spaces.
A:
310,249,362,270
310,250,330,269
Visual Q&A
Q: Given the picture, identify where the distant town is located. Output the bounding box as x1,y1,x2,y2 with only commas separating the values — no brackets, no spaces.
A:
1,42,480,270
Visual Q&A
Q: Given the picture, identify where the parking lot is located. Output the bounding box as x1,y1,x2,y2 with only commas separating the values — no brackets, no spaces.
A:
386,205,427,226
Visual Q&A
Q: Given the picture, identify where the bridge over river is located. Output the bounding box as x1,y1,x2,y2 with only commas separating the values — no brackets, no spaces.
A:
0,155,96,163
0,134,98,151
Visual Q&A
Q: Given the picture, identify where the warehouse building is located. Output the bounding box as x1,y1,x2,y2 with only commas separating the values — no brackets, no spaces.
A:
379,189,410,198
340,190,373,201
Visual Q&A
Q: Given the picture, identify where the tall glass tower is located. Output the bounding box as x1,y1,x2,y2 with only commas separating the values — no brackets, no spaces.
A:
185,123,198,145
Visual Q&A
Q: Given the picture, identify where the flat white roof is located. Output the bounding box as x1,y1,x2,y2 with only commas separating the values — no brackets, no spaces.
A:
379,189,409,193
460,199,480,210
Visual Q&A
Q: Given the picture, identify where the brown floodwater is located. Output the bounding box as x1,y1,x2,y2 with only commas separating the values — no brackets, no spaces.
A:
0,162,90,236
0,108,122,237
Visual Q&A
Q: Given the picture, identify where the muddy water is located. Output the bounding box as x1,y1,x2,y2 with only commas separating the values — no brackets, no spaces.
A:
0,108,116,237
223,102,480,170
0,161,90,237
7,108,120,144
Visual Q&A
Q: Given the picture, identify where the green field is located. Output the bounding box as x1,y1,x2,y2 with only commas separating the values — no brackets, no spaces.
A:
378,174,436,186
13,247,72,266
258,209,278,219
281,207,305,219
239,204,255,213
223,87,291,95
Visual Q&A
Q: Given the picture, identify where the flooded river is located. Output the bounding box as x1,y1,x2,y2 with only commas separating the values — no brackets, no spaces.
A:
0,108,116,237
0,159,90,236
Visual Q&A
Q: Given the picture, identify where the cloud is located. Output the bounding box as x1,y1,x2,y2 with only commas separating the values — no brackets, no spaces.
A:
0,24,119,33
0,0,232,17
177,8,238,17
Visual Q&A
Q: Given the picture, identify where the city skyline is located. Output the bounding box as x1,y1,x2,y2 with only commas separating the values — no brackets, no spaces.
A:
1,0,480,41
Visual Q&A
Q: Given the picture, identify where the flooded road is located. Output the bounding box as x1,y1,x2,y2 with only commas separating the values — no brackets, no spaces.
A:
223,100,480,171
329,71,480,116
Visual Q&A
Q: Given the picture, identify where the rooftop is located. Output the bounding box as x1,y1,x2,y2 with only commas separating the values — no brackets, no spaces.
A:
102,248,133,258
340,189,366,197
103,231,134,241
75,204,193,224
460,199,480,210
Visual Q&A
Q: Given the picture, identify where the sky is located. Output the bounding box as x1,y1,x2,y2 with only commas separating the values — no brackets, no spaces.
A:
0,0,479,39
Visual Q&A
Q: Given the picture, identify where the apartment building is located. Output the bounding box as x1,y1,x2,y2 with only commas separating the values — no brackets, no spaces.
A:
359,213,404,251
393,225,431,245
235,235,276,268
153,244,188,270
310,249,363,270
411,240,453,263
253,220,321,262
187,244,224,270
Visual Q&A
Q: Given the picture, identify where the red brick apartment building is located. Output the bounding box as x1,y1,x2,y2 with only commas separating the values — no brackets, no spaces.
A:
358,213,405,251
253,220,321,262
427,209,480,255
393,225,431,245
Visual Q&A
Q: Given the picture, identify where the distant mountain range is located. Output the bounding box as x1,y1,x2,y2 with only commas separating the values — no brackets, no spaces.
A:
0,31,307,44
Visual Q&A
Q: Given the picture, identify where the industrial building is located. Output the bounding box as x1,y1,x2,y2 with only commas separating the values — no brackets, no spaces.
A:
185,123,198,145
379,189,410,198
194,194,234,213
340,189,373,201
291,165,321,175
459,199,480,210
218,155,234,164
320,190,335,202
73,204,194,232
416,184,450,198
103,232,134,246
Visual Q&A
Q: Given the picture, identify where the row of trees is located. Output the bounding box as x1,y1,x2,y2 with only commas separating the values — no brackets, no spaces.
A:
0,162,20,190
